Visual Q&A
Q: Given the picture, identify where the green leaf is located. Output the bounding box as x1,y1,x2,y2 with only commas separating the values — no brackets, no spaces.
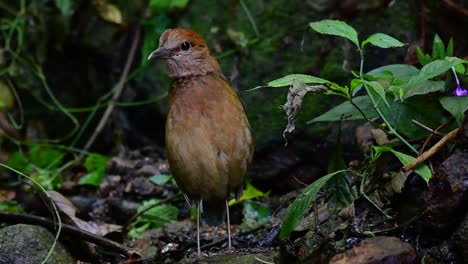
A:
128,222,151,238
325,173,357,212
29,145,64,169
0,201,21,212
388,85,404,100
416,47,432,65
446,38,454,57
309,20,359,48
390,150,432,183
229,181,269,206
143,204,178,227
371,145,393,162
454,64,465,74
149,174,172,185
326,146,357,212
7,151,33,174
406,57,467,87
267,74,331,88
372,146,432,183
84,153,108,171
279,170,348,238
350,78,364,95
240,200,272,232
364,81,389,108
78,171,104,186
135,199,178,228
379,96,447,139
54,0,73,15
362,33,405,49
439,97,468,126
79,153,108,186
149,0,189,13
432,34,445,60
310,95,378,122
402,80,445,99
367,64,419,80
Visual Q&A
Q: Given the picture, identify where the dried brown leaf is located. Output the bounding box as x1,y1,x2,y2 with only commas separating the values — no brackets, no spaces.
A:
282,80,328,139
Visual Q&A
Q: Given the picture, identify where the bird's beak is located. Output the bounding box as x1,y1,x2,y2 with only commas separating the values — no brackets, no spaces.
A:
148,48,173,60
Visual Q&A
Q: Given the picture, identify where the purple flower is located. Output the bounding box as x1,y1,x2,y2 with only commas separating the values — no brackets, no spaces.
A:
454,85,468,97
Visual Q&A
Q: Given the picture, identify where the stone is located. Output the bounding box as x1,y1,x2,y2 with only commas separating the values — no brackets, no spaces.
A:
0,224,74,264
329,236,416,264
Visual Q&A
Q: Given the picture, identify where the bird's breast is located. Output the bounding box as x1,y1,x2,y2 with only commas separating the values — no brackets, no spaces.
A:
165,74,253,202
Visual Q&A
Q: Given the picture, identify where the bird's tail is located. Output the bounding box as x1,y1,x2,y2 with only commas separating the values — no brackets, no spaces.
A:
201,200,226,226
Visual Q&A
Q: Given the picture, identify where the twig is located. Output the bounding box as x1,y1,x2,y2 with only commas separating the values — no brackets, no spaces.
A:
0,1,17,15
415,118,452,156
403,128,461,171
82,1,147,153
442,0,468,16
411,119,445,137
82,29,140,152
0,211,141,259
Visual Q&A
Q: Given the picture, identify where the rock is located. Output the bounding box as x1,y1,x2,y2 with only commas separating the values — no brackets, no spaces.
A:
396,112,468,238
329,236,416,264
0,224,74,264
179,251,279,264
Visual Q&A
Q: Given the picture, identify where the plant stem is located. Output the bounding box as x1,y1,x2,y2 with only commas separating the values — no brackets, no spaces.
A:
365,87,418,154
359,50,365,80
357,48,418,154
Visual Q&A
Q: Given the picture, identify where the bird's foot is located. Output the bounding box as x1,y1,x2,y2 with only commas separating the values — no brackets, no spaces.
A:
226,245,236,254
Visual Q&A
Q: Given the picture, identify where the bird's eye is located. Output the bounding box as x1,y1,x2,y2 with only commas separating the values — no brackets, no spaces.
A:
180,41,191,51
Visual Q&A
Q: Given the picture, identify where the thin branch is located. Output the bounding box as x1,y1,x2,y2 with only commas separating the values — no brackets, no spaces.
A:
441,0,468,16
403,128,460,171
0,1,17,15
415,118,452,156
82,27,141,152
0,211,141,259
411,119,445,137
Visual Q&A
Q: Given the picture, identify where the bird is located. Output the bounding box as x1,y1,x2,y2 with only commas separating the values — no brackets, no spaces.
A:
147,28,254,256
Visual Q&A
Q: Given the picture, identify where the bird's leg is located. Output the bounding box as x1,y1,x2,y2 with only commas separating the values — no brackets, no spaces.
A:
225,199,232,251
196,199,201,256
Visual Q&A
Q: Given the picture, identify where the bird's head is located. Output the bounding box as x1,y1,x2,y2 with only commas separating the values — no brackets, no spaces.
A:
148,28,221,78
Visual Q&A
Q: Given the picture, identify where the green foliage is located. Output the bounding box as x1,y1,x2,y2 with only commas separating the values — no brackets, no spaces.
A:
310,96,376,122
0,200,21,212
240,200,271,232
149,174,173,185
260,20,468,238
416,34,456,66
310,20,359,47
128,199,178,238
279,170,349,238
78,154,108,186
149,0,189,13
361,33,405,49
229,181,269,206
54,0,73,15
325,145,358,212
372,146,431,183
440,97,468,126
6,144,108,190
141,0,190,66
266,74,332,88
7,145,65,190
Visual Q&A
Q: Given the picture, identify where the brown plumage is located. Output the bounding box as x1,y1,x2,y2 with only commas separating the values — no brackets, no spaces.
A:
148,28,254,255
